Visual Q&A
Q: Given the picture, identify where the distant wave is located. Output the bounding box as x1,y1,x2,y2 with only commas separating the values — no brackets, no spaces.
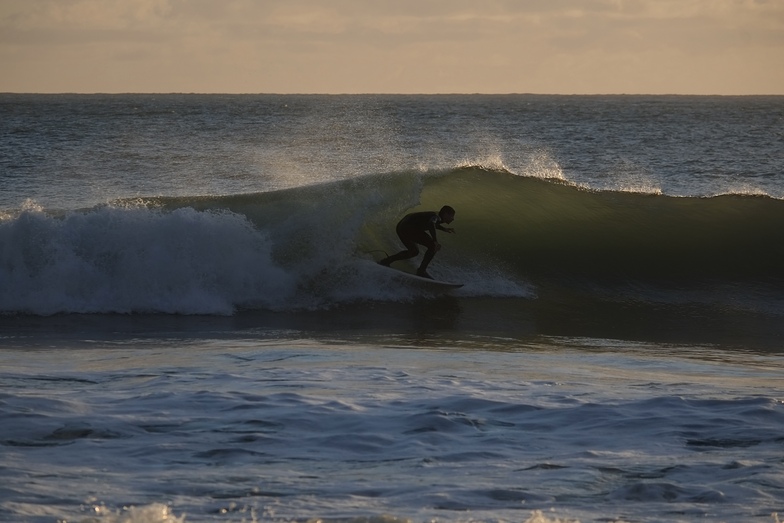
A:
2,167,783,316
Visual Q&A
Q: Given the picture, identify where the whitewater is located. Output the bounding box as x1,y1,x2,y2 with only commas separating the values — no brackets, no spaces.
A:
1,94,783,523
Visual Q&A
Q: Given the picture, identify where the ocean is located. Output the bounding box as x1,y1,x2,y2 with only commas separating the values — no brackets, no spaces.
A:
0,94,782,523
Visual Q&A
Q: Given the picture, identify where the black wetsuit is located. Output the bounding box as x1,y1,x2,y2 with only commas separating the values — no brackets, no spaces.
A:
396,211,441,250
379,211,445,277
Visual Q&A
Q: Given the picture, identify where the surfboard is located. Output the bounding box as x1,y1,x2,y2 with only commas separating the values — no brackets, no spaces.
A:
374,262,464,289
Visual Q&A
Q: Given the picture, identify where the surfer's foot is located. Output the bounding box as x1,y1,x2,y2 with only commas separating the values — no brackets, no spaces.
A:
378,258,391,267
416,269,433,279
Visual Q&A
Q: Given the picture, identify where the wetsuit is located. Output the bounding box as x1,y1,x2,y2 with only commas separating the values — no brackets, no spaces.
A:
395,211,441,252
378,211,446,277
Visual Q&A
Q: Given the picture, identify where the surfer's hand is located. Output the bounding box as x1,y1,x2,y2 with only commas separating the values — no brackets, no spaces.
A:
444,227,455,234
434,242,442,251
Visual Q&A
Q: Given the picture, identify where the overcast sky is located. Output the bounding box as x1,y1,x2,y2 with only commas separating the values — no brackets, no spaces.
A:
1,0,782,94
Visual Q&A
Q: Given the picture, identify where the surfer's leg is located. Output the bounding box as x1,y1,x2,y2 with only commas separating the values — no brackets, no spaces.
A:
414,232,438,278
379,229,419,266
417,248,436,278
379,247,417,266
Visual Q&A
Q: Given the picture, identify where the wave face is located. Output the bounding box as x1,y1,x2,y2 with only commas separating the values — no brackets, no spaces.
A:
3,168,784,315
430,168,784,279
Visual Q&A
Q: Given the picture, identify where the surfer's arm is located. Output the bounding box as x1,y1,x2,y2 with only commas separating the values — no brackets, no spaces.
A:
436,224,455,234
427,218,442,247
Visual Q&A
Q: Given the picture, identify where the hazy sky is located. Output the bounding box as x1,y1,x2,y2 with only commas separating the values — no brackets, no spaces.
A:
1,0,782,94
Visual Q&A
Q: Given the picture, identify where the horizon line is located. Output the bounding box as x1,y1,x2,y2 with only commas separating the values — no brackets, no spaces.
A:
2,91,783,97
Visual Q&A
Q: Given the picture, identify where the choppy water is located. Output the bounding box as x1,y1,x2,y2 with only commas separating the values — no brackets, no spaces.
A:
1,94,783,523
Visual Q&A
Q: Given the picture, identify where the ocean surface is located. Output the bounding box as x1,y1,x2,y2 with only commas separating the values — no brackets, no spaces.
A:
1,94,783,523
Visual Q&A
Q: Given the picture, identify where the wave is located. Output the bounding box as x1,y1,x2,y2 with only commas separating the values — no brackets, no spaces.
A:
2,167,783,315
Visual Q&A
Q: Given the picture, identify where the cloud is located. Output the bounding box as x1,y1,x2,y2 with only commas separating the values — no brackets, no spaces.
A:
0,0,782,93
2,0,172,32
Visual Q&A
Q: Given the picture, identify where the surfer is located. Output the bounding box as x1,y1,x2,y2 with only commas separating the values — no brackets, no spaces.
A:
378,205,456,279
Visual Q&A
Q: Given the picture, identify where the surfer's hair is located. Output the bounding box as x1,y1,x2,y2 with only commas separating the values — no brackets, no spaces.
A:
439,205,455,216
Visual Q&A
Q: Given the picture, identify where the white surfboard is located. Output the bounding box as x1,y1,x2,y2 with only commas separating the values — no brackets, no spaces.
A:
374,262,463,288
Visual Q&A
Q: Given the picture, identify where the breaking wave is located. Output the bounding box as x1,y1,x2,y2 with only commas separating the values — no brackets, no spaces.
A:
3,167,783,315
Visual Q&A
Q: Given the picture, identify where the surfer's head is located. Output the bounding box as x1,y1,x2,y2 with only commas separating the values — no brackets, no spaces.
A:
439,205,455,224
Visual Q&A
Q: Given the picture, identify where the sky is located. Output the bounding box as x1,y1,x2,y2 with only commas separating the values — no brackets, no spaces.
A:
1,0,782,94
